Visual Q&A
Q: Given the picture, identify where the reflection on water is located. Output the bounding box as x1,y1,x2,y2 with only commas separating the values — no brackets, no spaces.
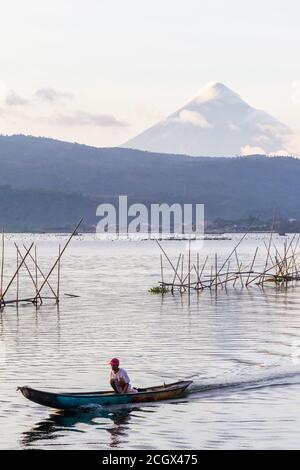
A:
1,234,300,449
20,406,147,449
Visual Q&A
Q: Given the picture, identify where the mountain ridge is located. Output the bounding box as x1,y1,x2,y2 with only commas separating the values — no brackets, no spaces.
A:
0,134,300,230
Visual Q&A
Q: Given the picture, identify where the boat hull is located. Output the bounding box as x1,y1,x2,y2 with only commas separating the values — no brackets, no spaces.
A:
18,380,193,410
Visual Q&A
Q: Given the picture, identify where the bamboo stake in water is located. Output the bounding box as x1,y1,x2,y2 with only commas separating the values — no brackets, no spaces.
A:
198,255,208,290
57,244,61,303
156,240,182,285
188,239,191,295
261,217,275,284
215,253,218,296
224,261,231,291
0,243,34,302
171,254,181,293
197,253,200,289
234,250,244,288
15,244,42,304
180,254,185,293
181,254,184,283
23,244,58,301
35,246,39,303
16,250,19,304
284,239,288,288
246,247,259,286
34,218,83,300
263,241,275,266
0,228,4,305
215,232,249,280
160,255,164,286
247,252,298,286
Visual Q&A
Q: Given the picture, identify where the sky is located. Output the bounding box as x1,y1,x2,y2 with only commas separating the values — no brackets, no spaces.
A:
0,0,300,149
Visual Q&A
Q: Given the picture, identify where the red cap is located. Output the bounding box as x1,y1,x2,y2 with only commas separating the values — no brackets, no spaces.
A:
109,357,119,366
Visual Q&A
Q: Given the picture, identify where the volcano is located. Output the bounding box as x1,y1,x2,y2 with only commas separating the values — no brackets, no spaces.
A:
123,82,291,157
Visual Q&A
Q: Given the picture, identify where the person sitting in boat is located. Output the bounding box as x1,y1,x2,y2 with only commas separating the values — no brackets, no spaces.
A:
109,358,137,394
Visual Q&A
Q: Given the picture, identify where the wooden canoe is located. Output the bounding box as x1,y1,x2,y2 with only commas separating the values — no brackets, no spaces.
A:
18,380,193,410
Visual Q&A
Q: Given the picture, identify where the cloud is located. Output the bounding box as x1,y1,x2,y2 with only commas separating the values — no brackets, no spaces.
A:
173,110,212,128
241,143,293,157
256,122,290,138
240,144,266,155
0,85,128,129
56,110,128,128
5,91,28,106
253,135,271,144
282,134,300,156
3,86,73,106
35,87,74,103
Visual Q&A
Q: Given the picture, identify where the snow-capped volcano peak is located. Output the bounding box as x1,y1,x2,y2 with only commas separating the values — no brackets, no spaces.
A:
123,82,292,157
193,81,240,104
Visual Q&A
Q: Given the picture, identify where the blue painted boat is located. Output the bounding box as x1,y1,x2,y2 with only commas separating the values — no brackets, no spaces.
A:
18,380,193,410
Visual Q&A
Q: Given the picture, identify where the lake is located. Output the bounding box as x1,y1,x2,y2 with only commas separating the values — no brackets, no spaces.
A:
1,233,300,449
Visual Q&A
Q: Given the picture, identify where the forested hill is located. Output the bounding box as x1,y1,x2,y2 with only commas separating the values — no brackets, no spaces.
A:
0,134,299,230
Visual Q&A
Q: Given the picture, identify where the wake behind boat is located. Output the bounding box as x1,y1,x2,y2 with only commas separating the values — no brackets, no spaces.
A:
18,380,193,410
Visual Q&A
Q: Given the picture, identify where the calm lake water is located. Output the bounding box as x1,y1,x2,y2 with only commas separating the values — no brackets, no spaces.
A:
1,233,300,449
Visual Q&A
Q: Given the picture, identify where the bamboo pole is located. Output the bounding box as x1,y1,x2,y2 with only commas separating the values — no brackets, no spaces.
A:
263,242,275,266
188,238,191,295
288,234,300,272
160,255,164,286
233,250,244,288
14,244,43,304
246,247,259,286
198,255,208,290
233,250,239,288
16,250,19,304
193,264,203,290
180,254,185,293
284,239,288,288
197,253,200,289
215,232,249,279
210,234,249,289
261,218,275,283
34,218,83,300
57,244,61,303
289,237,300,281
193,256,209,290
23,245,58,301
287,235,300,273
156,240,183,285
247,252,299,286
193,264,200,287
215,253,218,296
0,243,34,302
224,261,230,291
171,254,181,293
182,264,195,285
34,246,39,304
0,228,4,305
